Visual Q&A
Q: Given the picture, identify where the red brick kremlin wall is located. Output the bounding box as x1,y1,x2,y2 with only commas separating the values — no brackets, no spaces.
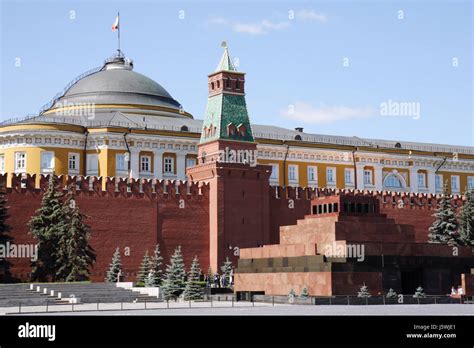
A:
2,174,209,282
2,172,465,282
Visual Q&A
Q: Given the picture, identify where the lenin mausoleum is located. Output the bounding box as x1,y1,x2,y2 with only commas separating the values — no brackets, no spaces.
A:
1,44,473,296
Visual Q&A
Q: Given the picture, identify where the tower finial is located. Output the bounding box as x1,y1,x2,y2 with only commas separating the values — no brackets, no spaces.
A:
221,41,227,48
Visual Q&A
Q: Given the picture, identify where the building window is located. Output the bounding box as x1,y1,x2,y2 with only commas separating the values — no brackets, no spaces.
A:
15,152,26,172
364,170,373,185
236,79,241,90
186,158,197,168
68,153,80,174
288,165,298,181
116,154,127,172
164,157,174,174
270,164,279,181
344,168,354,185
0,154,4,174
41,151,55,172
468,176,474,190
140,156,151,173
211,82,215,90
86,154,99,174
451,175,460,192
326,167,335,184
417,172,427,188
225,78,230,89
307,166,317,183
435,174,443,191
384,174,403,188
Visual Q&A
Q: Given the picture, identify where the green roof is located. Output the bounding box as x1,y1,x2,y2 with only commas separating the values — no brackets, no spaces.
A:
200,93,254,144
215,46,236,72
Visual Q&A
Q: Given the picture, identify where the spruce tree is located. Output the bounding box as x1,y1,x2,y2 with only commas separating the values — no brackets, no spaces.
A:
0,187,11,281
299,286,309,299
183,256,203,300
56,194,96,281
29,175,67,281
150,244,164,286
106,247,122,282
162,246,186,300
357,283,371,298
386,288,397,299
458,188,474,246
137,250,151,284
220,257,233,288
413,286,426,298
428,183,460,245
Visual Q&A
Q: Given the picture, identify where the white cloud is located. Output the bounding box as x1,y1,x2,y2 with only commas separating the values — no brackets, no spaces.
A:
232,20,290,35
281,102,374,124
208,17,227,25
295,9,327,22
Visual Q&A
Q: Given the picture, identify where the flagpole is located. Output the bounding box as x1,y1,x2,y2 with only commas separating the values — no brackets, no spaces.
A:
117,12,121,55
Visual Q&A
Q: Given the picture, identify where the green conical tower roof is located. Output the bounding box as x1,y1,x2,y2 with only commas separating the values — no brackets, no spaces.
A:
200,43,254,144
215,42,237,72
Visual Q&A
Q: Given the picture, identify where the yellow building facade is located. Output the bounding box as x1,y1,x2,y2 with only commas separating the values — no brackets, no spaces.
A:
1,51,474,195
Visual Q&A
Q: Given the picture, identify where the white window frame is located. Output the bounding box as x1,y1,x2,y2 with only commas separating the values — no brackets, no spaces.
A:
68,153,80,175
344,168,354,186
435,174,443,192
140,155,151,173
468,176,474,190
417,172,427,188
86,154,99,175
116,153,128,175
288,164,299,185
364,170,373,186
14,152,26,173
307,166,317,185
451,175,460,193
164,156,174,174
269,163,279,182
40,151,55,173
326,167,336,186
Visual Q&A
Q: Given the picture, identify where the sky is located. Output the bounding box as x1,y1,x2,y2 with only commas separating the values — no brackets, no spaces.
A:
0,0,472,146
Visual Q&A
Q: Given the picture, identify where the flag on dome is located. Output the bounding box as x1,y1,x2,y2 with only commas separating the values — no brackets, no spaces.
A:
112,14,119,31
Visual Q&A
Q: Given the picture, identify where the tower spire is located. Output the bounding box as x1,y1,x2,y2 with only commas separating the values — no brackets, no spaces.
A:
216,41,236,72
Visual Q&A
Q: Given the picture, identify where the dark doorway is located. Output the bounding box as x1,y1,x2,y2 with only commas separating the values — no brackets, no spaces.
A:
401,269,423,295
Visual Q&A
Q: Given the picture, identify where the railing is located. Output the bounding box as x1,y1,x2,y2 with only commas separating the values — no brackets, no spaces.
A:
2,296,262,315
0,115,201,133
38,66,104,115
252,294,472,306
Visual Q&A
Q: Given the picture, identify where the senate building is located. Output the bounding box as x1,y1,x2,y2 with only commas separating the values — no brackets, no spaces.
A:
1,44,474,297
1,45,474,194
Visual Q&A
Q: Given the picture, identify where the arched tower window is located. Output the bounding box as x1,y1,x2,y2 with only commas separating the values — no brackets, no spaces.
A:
227,123,237,137
237,124,246,137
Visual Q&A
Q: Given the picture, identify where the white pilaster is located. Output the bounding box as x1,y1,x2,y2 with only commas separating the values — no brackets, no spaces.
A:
130,149,140,179
374,165,383,191
176,153,187,181
355,164,364,190
409,167,418,193
153,150,163,180
427,168,436,194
